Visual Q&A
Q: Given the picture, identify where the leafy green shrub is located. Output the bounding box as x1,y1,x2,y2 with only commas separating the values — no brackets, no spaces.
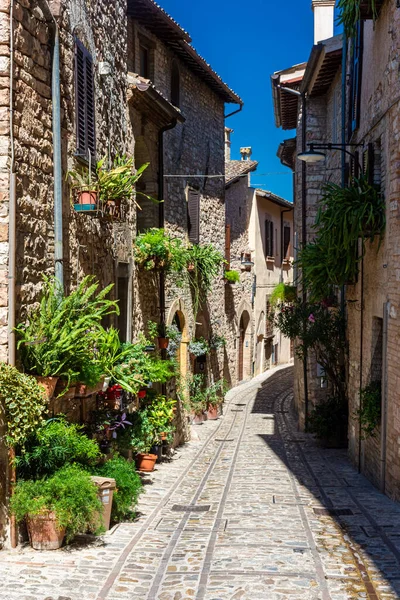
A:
133,228,188,272
357,381,381,438
16,276,118,385
224,270,240,284
270,283,297,307
10,464,104,542
16,418,101,479
0,363,46,447
308,396,348,442
210,334,226,350
94,456,143,522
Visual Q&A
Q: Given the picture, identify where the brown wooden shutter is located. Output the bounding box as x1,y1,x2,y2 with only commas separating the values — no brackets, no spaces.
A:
283,226,291,259
265,219,273,257
74,39,96,159
188,190,200,244
350,22,363,134
225,224,231,269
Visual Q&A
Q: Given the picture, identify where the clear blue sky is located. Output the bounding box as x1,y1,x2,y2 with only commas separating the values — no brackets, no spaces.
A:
161,0,316,202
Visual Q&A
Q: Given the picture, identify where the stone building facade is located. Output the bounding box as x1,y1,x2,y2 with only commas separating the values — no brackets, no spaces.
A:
0,0,242,545
225,132,294,386
271,0,400,502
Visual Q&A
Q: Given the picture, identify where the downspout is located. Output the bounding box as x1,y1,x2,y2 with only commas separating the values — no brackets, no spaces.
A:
52,23,63,291
8,0,17,550
158,119,178,364
340,34,348,313
380,301,389,492
358,250,364,473
224,103,243,120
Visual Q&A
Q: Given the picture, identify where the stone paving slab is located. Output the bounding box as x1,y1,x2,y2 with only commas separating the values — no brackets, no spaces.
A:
1,365,400,599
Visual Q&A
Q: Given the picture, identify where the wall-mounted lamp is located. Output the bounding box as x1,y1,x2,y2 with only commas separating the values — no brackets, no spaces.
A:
298,142,362,168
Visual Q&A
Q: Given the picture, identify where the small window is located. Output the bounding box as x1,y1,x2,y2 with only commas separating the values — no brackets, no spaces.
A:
139,44,150,78
188,189,200,244
74,39,96,159
171,60,180,107
265,219,274,257
283,226,291,259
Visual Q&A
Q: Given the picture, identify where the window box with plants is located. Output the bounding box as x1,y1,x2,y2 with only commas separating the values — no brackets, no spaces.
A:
224,270,240,285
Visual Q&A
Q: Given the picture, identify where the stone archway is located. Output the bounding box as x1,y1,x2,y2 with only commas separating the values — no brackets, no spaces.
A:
166,299,190,443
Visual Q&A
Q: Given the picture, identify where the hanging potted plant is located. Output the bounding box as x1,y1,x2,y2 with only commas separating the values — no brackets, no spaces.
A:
67,166,99,212
148,320,170,350
188,337,209,358
224,270,240,285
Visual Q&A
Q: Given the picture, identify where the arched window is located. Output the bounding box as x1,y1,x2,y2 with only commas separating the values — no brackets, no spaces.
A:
171,60,180,108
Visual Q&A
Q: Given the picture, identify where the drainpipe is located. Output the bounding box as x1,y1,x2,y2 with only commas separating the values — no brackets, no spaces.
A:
8,0,17,550
52,24,63,291
158,119,178,365
224,103,243,120
380,301,389,492
340,34,348,315
358,250,364,473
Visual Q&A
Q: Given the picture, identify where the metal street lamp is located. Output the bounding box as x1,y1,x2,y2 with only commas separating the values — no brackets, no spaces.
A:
298,143,362,168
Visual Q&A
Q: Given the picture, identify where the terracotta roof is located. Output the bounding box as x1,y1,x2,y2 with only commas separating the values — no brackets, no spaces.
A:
225,160,258,186
277,138,297,171
127,73,185,126
271,63,307,130
127,0,242,104
255,189,293,209
301,35,343,97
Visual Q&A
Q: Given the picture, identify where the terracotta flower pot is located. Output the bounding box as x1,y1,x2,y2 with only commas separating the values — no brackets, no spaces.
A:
207,404,219,420
27,511,65,550
54,380,76,399
135,453,157,472
191,412,207,424
77,190,98,206
34,376,59,400
158,337,169,350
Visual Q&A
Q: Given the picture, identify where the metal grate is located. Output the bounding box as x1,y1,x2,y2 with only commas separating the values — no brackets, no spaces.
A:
215,438,235,442
171,505,211,513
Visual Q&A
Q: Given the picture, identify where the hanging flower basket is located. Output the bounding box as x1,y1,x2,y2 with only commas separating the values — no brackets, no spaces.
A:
74,190,98,213
158,337,170,350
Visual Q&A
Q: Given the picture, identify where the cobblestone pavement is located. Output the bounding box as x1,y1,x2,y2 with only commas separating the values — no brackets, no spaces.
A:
1,365,400,600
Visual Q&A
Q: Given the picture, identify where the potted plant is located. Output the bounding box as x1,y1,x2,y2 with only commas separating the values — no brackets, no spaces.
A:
224,270,240,284
133,228,188,272
189,337,209,358
130,409,158,472
337,0,383,36
10,464,104,550
67,167,99,211
186,244,225,316
206,378,226,420
148,320,170,350
97,156,149,218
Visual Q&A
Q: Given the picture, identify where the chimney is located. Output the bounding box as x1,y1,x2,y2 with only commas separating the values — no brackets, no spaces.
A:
312,0,335,44
240,147,252,161
225,127,233,161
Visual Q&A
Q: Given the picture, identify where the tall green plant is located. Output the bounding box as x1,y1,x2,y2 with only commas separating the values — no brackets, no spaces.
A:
16,276,119,385
297,176,385,300
186,244,225,315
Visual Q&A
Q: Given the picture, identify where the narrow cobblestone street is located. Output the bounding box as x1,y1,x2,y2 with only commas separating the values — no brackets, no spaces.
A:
1,366,400,600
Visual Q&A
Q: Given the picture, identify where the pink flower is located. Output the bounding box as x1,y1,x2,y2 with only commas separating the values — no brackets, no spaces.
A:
308,314,315,323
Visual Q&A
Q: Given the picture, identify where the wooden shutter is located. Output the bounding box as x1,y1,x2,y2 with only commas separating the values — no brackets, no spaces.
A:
225,224,231,269
188,190,200,244
74,39,96,159
362,143,375,185
350,22,363,134
283,226,291,259
265,220,274,257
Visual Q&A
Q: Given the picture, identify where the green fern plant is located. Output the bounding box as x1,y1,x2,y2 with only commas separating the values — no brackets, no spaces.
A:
337,0,380,37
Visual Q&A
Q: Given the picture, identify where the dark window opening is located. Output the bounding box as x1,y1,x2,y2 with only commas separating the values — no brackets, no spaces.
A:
265,219,274,257
139,44,150,78
188,189,200,244
283,226,291,260
171,60,180,107
74,38,96,160
225,224,231,269
117,263,130,343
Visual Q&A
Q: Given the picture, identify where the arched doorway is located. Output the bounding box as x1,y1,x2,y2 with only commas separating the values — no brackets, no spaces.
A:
238,310,251,382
